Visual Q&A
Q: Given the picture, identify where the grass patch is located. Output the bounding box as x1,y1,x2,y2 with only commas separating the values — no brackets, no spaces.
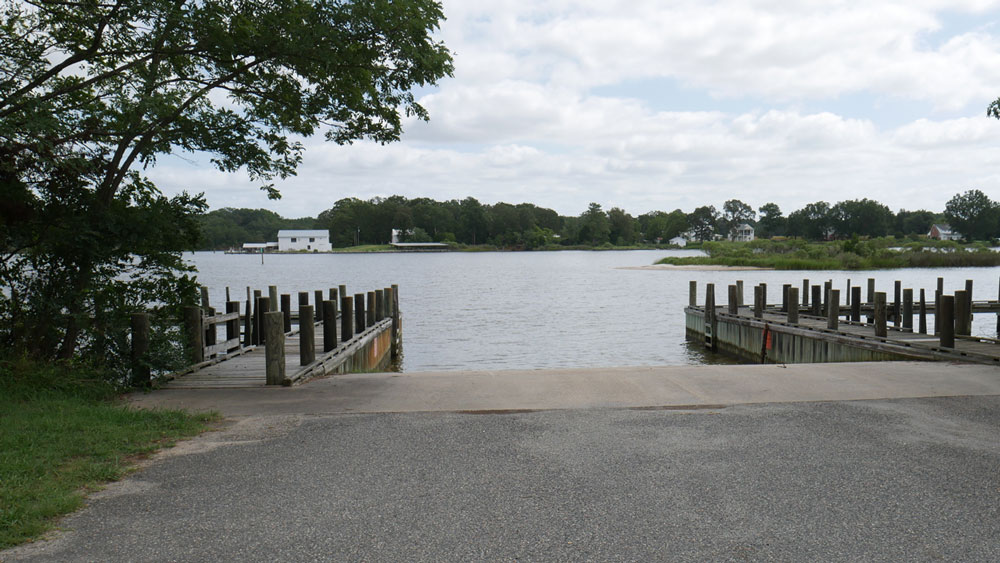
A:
656,238,1000,270
0,358,217,549
331,244,396,252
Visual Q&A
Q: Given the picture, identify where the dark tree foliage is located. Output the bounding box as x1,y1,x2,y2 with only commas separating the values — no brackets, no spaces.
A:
756,203,784,238
944,189,999,242
686,206,718,241
786,201,832,240
893,210,936,237
989,97,1000,120
830,199,894,238
0,0,452,370
719,199,755,240
198,208,317,249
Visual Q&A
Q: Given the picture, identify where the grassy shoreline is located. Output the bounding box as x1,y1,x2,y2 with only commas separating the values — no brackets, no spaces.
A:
0,359,217,549
655,239,1000,270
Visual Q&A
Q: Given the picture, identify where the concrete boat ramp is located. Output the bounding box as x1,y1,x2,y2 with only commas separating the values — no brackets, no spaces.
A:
8,362,1000,562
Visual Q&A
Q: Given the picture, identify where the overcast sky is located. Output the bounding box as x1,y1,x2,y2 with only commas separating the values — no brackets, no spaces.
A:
150,0,1000,218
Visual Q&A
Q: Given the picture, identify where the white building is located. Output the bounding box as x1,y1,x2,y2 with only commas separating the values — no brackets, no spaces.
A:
928,224,962,241
277,230,332,252
732,223,755,242
668,236,687,247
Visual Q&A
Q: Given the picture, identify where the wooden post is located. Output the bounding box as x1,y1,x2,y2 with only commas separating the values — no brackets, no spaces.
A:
802,279,809,307
252,290,262,345
329,287,338,301
183,306,204,364
354,292,366,333
760,283,767,312
131,312,150,386
366,291,376,327
787,287,799,324
893,280,901,327
244,287,253,347
341,296,354,343
264,311,285,385
689,281,697,307
268,285,279,312
390,285,400,360
996,277,1000,337
705,283,716,350
935,277,944,334
225,286,231,302
827,289,839,330
200,286,210,309
280,294,291,333
338,285,347,302
753,285,763,319
736,280,744,307
919,289,927,334
866,278,875,323
384,287,394,317
823,280,832,316
314,290,323,321
902,288,913,331
939,295,955,348
323,300,338,352
874,292,887,338
257,297,270,344
392,284,399,313
376,289,385,320
955,290,970,336
728,285,738,314
845,279,851,307
811,285,822,316
226,301,240,345
965,279,974,331
781,284,790,312
298,291,309,309
851,286,861,322
299,305,315,366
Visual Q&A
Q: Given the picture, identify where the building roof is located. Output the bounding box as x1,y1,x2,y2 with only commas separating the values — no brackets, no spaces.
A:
930,224,954,234
277,230,329,238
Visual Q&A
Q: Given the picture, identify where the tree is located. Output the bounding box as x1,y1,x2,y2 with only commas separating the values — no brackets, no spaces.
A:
577,203,610,245
607,207,637,245
686,206,718,241
720,199,755,240
894,209,936,237
829,199,893,238
786,201,832,240
757,203,785,238
1,1,453,365
990,97,1000,120
944,189,999,242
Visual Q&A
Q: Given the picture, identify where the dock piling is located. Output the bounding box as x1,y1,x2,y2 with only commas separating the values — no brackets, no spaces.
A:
689,281,697,307
874,292,887,338
184,306,204,364
322,300,338,352
264,311,285,385
919,289,927,334
903,289,913,331
850,286,861,322
367,291,376,327
341,296,353,342
787,287,799,324
736,280,744,307
893,281,901,327
782,284,791,312
753,285,763,319
268,286,278,312
281,294,291,333
827,289,839,330
299,305,315,366
866,278,875,323
811,285,822,316
728,285,738,314
940,295,955,348
354,293,366,334
802,279,809,307
955,290,970,336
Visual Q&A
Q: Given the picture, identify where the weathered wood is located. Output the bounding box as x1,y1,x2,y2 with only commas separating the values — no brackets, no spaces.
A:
802,279,809,307
845,279,851,306
384,287,394,318
753,285,763,319
940,295,955,348
184,306,204,364
367,291,376,327
935,277,944,333
329,287,337,301
354,293,366,333
760,284,767,312
919,289,927,334
787,287,799,324
389,285,399,360
705,283,716,350
850,286,861,322
728,285,738,315
902,288,913,331
782,284,791,312
874,292,887,338
258,297,270,344
314,290,323,321
339,285,347,303
269,285,278,312
244,295,253,347
866,278,875,323
965,279,974,330
893,280,901,327
736,280,744,307
689,281,697,307
281,294,291,333
811,285,822,316
955,290,970,336
131,312,150,386
300,305,315,366
376,289,385,320
341,296,354,343
823,280,832,316
200,286,210,309
827,289,839,330
252,290,262,345
298,291,309,310
264,311,285,385
323,300,338,352
226,301,240,345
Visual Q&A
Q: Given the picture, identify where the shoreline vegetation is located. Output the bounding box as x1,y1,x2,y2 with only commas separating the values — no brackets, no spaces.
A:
222,242,690,254
655,239,1000,270
0,359,217,549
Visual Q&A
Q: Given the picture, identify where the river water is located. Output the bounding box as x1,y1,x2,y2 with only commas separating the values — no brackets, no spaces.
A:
187,250,1000,372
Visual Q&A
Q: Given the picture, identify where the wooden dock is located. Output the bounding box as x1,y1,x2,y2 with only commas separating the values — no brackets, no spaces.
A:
686,279,1000,366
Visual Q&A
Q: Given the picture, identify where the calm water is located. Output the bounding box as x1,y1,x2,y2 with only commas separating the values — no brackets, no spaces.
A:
187,251,1000,372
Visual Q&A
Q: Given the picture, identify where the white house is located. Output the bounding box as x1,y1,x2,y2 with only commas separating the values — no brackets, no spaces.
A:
731,223,755,242
668,236,687,247
928,224,962,241
277,230,332,252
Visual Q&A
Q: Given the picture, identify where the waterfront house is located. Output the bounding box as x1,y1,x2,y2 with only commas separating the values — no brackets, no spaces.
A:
277,230,332,252
669,236,687,247
928,224,962,241
731,223,755,242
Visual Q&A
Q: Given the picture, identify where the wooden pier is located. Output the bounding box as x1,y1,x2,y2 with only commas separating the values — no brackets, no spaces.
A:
686,277,1000,366
131,284,401,388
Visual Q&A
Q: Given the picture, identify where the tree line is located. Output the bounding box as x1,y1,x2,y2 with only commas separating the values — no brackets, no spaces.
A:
196,189,1000,250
